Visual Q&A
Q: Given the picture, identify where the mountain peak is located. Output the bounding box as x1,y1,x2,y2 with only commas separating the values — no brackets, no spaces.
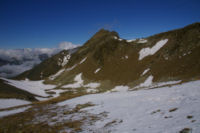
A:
91,28,119,40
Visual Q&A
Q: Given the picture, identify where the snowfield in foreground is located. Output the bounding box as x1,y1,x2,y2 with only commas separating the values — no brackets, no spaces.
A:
58,80,200,133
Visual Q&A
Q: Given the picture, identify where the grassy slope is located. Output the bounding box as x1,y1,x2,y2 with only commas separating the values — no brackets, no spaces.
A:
48,23,200,88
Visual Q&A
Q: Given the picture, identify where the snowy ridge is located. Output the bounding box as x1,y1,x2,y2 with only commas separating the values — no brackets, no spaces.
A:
139,39,168,60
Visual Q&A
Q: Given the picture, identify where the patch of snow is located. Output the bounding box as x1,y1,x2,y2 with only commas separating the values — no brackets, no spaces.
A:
139,39,168,60
80,57,87,64
35,97,49,101
113,36,118,39
58,80,200,133
139,75,153,87
111,86,129,92
1,78,56,97
0,106,30,118
62,73,100,91
94,68,101,74
66,64,77,71
125,55,128,59
86,88,98,93
113,36,123,41
164,56,169,60
84,83,100,89
63,82,81,89
126,39,136,42
137,39,148,43
0,99,31,109
40,72,43,79
61,54,71,66
141,68,150,76
48,89,69,98
62,73,83,88
74,73,84,85
49,69,65,80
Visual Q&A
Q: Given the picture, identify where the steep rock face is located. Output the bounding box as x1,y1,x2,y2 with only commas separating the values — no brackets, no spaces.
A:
16,23,200,88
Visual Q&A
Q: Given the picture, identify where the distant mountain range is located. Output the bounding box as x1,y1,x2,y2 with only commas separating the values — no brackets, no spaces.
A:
0,42,79,78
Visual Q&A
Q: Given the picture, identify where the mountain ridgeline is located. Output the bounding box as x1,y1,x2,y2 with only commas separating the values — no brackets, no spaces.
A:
16,23,200,88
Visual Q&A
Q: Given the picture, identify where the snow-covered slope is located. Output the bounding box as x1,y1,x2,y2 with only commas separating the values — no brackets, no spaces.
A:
58,80,200,133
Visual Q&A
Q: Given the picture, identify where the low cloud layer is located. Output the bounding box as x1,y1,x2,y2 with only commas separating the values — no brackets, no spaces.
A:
58,42,78,50
0,42,79,78
0,60,40,78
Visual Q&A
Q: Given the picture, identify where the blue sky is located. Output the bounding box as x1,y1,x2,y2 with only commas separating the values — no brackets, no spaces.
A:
0,0,199,49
